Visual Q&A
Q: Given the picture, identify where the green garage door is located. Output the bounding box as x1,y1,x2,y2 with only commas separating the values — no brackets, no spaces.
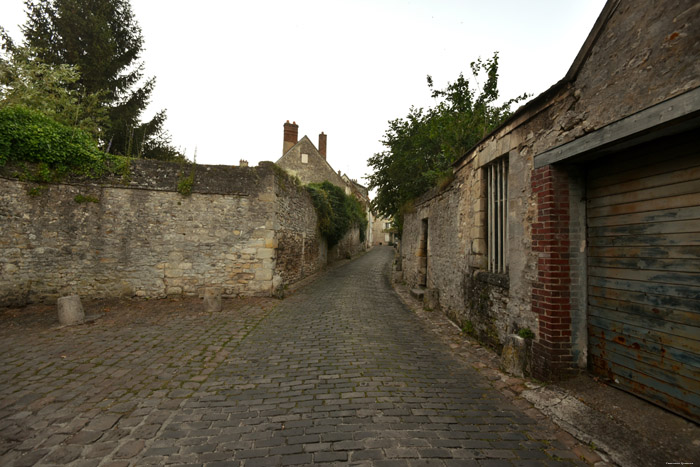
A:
586,132,700,421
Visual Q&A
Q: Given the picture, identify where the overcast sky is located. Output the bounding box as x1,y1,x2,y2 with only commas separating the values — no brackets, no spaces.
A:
2,0,606,186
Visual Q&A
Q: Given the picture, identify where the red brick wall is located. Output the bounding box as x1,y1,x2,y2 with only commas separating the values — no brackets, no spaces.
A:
531,165,575,380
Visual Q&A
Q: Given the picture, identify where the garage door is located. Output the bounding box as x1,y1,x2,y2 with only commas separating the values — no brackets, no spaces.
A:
586,132,700,421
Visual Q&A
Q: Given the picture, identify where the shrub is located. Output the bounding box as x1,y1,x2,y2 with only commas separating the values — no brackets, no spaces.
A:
305,181,368,247
0,105,129,178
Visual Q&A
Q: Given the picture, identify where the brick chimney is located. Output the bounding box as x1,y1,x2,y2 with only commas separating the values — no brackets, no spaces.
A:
283,120,298,155
318,132,327,159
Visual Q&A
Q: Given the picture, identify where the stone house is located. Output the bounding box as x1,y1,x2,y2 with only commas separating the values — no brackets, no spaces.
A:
371,215,397,246
276,121,349,190
400,0,699,421
276,121,371,252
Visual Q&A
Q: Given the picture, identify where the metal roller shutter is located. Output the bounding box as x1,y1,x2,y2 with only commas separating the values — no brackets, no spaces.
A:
586,132,700,421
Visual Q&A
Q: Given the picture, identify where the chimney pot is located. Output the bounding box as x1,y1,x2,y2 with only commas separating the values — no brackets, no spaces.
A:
318,132,327,159
283,120,299,155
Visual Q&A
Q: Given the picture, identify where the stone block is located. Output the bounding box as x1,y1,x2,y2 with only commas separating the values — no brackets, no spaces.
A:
471,238,486,255
203,287,222,312
423,288,440,311
257,248,275,259
57,295,84,325
271,275,284,299
500,334,527,378
255,269,273,281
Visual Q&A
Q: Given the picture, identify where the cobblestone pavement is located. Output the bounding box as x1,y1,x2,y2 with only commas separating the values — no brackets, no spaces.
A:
1,247,586,466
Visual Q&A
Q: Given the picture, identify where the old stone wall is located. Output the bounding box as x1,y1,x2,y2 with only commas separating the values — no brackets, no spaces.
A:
0,158,366,306
0,160,279,306
329,226,363,261
400,0,699,377
273,171,327,289
401,169,521,349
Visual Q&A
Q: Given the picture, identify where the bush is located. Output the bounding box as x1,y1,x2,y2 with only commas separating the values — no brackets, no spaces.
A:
305,181,368,247
0,105,128,178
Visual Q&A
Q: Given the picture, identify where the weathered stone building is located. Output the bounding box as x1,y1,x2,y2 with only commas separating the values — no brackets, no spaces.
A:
370,215,396,246
276,121,371,253
400,0,699,420
276,121,349,189
0,159,354,306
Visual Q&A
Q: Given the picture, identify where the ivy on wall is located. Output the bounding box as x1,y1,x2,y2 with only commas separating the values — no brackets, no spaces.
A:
305,181,367,247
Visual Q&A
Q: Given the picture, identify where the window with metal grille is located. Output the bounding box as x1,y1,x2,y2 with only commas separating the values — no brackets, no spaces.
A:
486,157,508,273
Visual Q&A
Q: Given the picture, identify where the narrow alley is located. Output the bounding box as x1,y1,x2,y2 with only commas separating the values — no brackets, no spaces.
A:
1,247,586,466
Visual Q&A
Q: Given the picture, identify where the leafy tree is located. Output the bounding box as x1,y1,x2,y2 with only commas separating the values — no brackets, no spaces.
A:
0,29,107,137
20,0,181,160
367,53,528,233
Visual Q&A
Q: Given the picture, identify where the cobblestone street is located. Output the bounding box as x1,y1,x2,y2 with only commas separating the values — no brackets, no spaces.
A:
1,247,585,466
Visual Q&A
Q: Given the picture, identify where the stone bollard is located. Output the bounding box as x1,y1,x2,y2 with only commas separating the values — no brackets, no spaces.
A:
500,334,527,377
203,287,222,312
423,288,440,311
57,295,85,325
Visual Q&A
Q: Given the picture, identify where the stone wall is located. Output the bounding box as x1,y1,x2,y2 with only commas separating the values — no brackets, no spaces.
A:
400,0,700,378
329,226,363,261
0,160,279,306
401,168,520,350
1,159,366,306
273,171,326,289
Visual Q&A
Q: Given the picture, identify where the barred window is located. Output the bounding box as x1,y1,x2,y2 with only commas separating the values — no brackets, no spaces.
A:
486,157,508,273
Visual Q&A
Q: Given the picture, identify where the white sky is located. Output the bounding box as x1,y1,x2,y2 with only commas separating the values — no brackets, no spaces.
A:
1,0,607,187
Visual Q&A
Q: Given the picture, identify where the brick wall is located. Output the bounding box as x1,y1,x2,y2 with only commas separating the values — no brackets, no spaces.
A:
530,165,575,380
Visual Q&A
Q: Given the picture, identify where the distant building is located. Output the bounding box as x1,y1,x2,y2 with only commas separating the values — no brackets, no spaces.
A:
276,121,371,249
370,214,396,246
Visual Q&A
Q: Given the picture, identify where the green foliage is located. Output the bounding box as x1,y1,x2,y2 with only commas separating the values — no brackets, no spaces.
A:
176,152,196,196
0,105,130,178
367,52,529,233
21,0,182,161
518,328,535,339
0,34,108,138
461,320,476,337
27,185,44,196
305,181,368,247
177,167,195,196
74,194,99,203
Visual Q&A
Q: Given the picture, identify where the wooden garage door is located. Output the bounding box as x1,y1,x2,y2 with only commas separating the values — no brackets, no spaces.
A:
586,133,700,421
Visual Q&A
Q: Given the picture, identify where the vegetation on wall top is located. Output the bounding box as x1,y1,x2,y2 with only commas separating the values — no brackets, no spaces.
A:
0,105,129,180
305,181,368,247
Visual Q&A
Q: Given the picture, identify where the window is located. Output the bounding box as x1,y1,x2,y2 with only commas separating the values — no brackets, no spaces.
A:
301,153,308,164
385,222,391,230
486,157,508,273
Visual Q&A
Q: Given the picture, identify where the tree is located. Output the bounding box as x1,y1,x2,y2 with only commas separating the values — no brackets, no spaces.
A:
0,28,107,137
367,53,528,233
21,0,181,160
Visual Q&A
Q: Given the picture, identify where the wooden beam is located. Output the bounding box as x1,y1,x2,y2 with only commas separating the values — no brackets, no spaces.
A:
534,87,700,168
